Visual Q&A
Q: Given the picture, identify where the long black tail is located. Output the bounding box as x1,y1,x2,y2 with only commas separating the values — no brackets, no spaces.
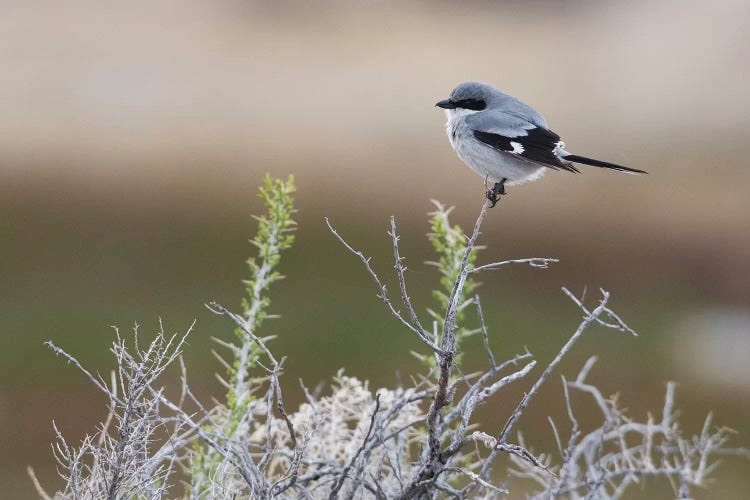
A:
564,154,647,174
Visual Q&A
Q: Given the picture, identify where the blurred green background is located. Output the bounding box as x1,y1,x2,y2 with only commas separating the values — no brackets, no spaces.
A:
2,0,749,497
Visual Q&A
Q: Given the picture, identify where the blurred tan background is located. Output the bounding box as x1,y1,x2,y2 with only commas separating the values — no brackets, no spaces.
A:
2,0,749,497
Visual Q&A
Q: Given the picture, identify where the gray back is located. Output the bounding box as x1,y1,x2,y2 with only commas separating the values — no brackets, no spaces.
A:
449,81,547,129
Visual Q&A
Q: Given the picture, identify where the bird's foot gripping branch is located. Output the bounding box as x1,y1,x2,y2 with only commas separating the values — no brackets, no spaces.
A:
33,179,746,499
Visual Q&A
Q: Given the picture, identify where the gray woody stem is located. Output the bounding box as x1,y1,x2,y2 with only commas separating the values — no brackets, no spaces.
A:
399,199,491,499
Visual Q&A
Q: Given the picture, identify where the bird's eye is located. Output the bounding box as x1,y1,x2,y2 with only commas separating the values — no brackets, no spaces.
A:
453,99,486,111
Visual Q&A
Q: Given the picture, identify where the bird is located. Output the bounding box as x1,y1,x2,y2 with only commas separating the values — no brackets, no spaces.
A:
436,81,646,207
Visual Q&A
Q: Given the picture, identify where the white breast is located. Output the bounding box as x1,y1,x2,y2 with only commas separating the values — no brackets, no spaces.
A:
444,114,546,186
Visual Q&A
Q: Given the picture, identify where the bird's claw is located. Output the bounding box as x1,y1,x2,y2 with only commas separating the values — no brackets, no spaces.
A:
485,179,507,208
486,189,499,208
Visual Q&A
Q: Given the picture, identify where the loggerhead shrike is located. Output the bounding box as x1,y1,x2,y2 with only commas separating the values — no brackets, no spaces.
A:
436,81,646,207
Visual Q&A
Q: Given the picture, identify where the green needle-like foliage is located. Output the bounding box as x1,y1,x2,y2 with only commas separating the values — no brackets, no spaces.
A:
240,174,297,334
228,174,296,411
191,174,296,495
422,201,480,369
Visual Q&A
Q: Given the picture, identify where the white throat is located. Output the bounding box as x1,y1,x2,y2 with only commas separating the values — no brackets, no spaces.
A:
444,108,481,122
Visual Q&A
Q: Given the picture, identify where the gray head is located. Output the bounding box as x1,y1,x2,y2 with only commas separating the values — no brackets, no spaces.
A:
435,81,505,112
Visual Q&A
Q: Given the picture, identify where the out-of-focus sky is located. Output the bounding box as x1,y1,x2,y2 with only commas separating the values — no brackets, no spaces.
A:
2,0,749,497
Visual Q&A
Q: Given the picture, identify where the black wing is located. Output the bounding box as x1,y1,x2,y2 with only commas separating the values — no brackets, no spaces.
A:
473,127,580,173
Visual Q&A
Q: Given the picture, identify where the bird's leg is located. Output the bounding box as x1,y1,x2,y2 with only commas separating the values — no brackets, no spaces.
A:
484,175,499,206
485,178,508,208
494,178,507,196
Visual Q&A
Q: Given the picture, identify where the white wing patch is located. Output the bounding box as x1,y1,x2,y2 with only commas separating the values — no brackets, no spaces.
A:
553,139,570,158
510,141,525,154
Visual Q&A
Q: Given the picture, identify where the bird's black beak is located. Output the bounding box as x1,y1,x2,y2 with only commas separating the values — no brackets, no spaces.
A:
435,99,456,109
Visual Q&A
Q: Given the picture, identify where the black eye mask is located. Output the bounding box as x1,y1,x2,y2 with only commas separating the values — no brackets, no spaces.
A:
452,98,486,111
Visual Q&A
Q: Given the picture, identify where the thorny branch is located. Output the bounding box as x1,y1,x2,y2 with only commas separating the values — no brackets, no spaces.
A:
326,217,444,356
470,257,559,274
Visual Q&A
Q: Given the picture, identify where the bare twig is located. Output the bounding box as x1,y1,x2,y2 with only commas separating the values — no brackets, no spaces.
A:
474,294,496,368
45,341,122,406
470,257,559,273
390,217,432,352
328,394,381,499
562,287,638,337
470,289,615,490
26,467,53,500
326,217,444,356
443,466,509,494
441,200,490,350
498,289,611,444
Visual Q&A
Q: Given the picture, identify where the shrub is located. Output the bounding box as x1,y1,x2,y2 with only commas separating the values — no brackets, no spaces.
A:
30,176,746,499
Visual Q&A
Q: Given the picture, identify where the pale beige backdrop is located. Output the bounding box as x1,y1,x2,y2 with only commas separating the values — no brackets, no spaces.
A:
2,1,749,497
